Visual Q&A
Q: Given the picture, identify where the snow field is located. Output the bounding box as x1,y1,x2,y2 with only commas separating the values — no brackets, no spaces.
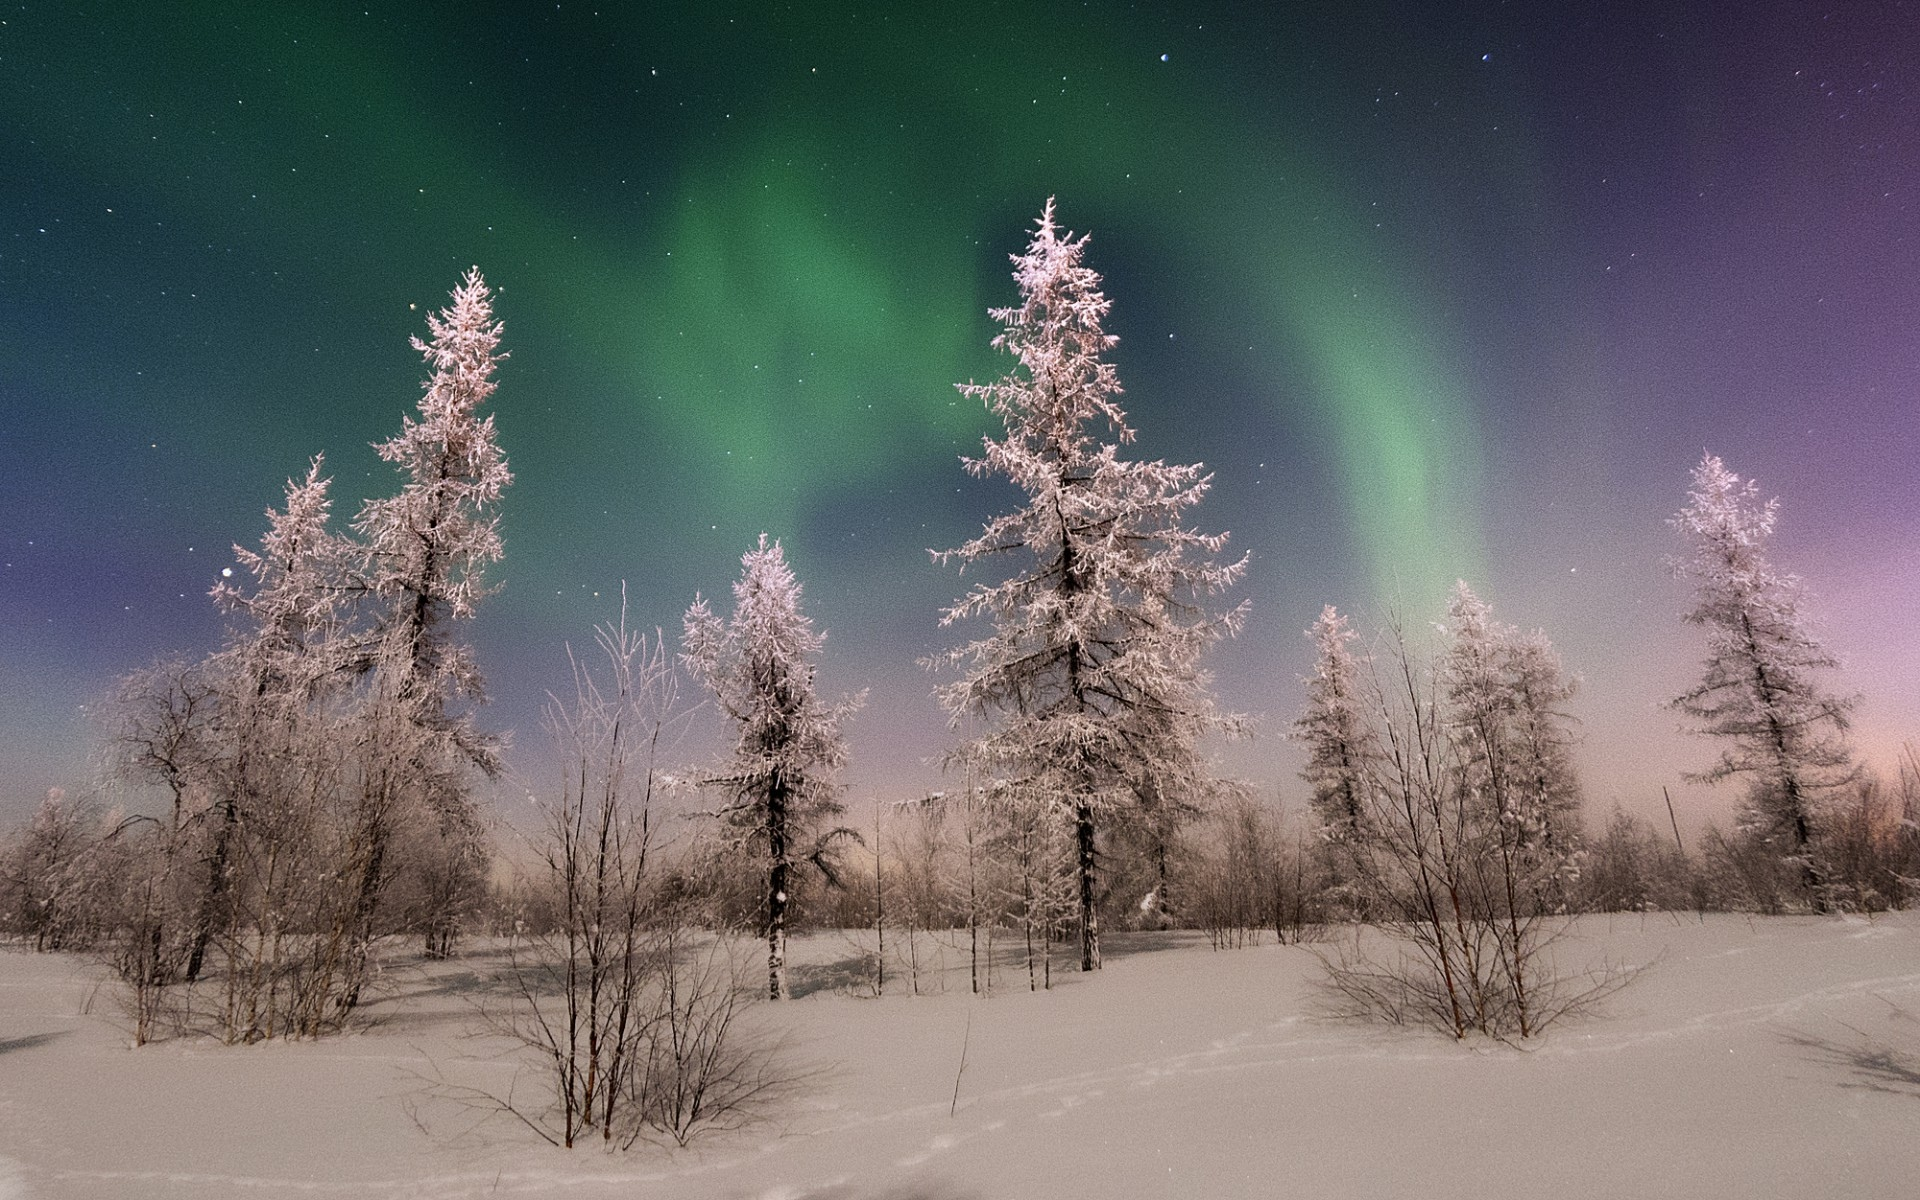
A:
1,913,1916,1199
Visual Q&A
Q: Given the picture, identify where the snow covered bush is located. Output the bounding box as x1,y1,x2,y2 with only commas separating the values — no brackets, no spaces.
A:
1815,767,1920,912
1577,807,1700,914
0,789,118,952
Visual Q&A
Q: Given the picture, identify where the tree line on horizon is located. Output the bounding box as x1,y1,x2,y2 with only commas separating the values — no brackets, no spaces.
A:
2,202,1914,1059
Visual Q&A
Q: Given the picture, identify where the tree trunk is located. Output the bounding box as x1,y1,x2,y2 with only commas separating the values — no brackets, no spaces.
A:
184,794,239,982
767,787,790,1000
340,809,390,1011
1153,834,1172,926
1076,801,1100,971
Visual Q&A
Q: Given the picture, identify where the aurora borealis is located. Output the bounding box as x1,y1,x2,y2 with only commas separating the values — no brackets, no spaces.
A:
4,1,1916,831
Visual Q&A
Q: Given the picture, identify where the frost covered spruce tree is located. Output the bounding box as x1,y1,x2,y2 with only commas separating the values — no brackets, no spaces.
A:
933,199,1246,972
1295,605,1376,843
346,266,511,968
1669,452,1856,901
191,456,353,985
1293,605,1380,911
1440,582,1582,871
683,535,859,1000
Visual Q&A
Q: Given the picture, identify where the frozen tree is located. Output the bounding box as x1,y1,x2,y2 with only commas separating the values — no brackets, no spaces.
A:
1291,605,1382,916
106,657,218,989
187,457,353,982
1438,583,1583,1021
98,460,355,1034
682,535,859,1000
345,266,512,969
1499,628,1583,864
1439,583,1582,869
0,789,112,952
932,199,1246,973
192,458,365,1035
1295,606,1376,842
1669,453,1856,897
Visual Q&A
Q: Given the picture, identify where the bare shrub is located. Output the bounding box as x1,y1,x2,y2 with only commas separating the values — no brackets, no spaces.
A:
633,932,792,1147
1699,822,1798,915
1812,772,1918,913
483,609,794,1151
98,822,194,1044
1311,621,1634,1040
491,614,677,1147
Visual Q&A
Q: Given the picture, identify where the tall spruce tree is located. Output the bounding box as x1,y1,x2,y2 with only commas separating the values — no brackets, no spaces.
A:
347,266,511,966
1669,453,1856,897
932,199,1245,972
683,535,858,1000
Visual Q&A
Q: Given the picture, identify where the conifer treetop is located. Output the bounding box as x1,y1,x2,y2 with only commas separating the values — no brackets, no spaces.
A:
212,455,351,695
933,199,1247,801
356,266,512,629
958,197,1130,467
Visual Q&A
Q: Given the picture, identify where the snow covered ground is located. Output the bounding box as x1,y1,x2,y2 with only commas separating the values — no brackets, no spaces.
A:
2,914,1917,1199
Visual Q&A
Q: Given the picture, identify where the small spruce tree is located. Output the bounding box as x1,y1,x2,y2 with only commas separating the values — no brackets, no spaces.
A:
1439,583,1582,866
1295,605,1376,842
682,535,859,1000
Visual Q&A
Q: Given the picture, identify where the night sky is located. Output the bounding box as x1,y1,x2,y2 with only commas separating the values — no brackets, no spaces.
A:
5,1,1917,833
